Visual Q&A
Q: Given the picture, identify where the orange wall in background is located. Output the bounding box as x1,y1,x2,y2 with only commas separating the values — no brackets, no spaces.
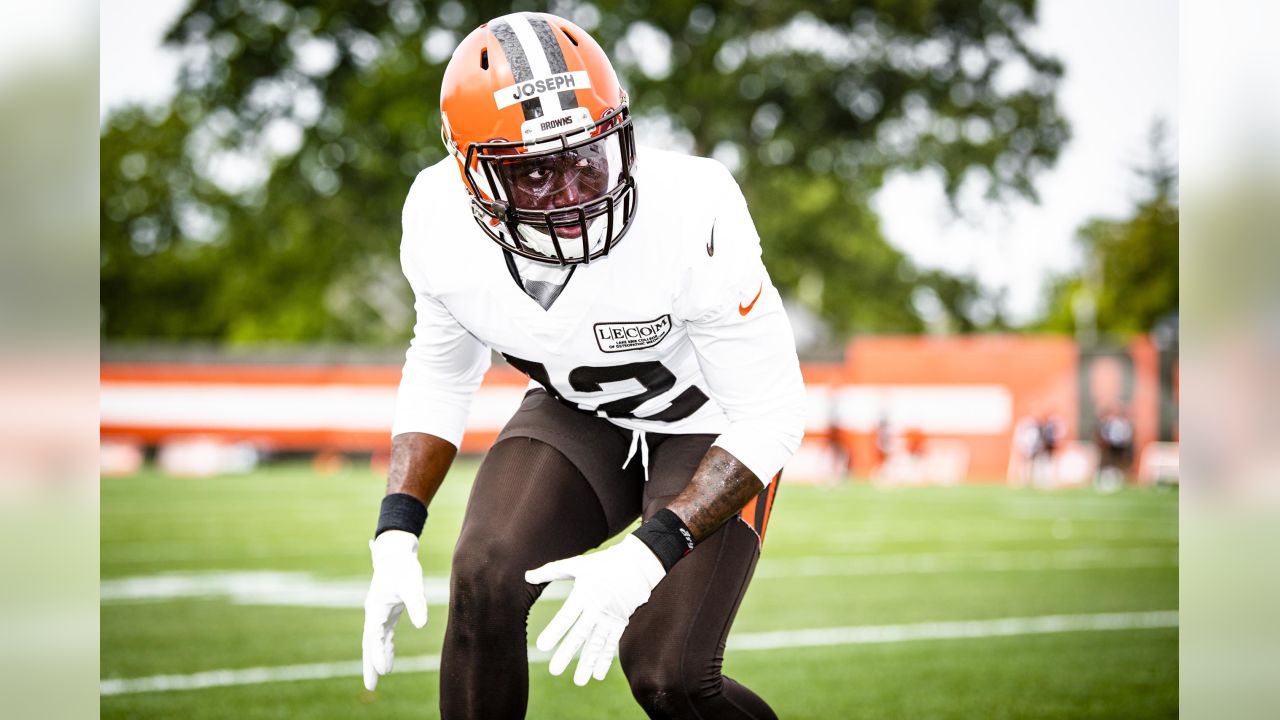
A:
101,336,1171,481
842,336,1078,479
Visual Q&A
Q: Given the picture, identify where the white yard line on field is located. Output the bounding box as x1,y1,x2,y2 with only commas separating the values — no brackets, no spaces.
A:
98,571,570,608
99,610,1178,696
726,611,1178,650
99,546,1177,608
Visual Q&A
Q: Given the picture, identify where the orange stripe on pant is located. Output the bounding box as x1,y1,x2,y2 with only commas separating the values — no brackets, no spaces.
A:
738,472,781,548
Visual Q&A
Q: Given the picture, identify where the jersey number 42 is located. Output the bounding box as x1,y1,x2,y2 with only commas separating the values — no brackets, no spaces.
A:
503,354,708,423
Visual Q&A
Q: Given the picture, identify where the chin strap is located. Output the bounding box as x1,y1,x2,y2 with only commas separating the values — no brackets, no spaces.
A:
622,429,651,483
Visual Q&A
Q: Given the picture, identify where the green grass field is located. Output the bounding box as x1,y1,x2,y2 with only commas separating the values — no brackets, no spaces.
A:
101,461,1177,719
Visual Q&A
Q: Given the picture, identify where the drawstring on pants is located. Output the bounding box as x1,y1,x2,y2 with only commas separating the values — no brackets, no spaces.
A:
622,429,651,483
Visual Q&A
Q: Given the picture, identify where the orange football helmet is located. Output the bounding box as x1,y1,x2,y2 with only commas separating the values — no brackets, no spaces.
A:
440,12,638,265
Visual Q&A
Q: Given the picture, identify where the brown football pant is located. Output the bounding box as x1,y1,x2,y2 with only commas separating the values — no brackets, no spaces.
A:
439,390,779,720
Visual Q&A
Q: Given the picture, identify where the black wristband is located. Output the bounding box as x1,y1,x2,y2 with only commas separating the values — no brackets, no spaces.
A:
632,508,695,572
375,493,428,538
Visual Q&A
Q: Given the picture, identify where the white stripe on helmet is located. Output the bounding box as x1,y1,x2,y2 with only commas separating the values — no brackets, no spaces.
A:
502,13,564,115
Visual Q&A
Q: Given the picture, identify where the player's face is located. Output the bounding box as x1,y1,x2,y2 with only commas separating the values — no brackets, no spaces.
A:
501,144,611,238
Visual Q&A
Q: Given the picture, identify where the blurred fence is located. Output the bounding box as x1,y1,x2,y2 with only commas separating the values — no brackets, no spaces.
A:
101,335,1177,484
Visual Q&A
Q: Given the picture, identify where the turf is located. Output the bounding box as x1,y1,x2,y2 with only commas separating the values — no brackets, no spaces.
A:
101,460,1177,718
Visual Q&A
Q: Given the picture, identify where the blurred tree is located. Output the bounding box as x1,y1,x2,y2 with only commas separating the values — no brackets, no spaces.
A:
1037,120,1178,337
101,0,1067,341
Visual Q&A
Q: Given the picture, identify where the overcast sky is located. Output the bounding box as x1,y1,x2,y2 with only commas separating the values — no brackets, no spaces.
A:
98,0,1178,322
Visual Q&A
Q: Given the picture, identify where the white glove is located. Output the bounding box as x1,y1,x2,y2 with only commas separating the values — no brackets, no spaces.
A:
524,535,666,686
362,530,428,691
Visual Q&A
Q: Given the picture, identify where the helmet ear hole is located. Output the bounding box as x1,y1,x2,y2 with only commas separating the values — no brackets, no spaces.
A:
480,48,488,70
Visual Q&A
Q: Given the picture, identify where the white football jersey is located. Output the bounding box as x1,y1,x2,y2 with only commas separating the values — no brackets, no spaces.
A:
392,147,806,483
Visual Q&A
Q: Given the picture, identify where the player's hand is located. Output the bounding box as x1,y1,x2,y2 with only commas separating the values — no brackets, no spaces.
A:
524,535,666,686
362,530,428,691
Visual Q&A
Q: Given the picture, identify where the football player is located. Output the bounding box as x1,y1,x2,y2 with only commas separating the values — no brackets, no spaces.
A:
361,12,806,720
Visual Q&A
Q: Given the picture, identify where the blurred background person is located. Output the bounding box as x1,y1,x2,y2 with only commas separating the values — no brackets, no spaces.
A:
1034,412,1065,489
873,416,893,474
1096,404,1135,492
1011,413,1044,488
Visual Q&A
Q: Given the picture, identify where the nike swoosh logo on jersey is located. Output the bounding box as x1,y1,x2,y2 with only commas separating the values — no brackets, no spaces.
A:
739,283,763,316
706,222,715,257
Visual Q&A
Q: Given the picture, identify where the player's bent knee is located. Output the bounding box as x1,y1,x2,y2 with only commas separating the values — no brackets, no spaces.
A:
449,538,539,613
627,671,686,717
624,660,721,718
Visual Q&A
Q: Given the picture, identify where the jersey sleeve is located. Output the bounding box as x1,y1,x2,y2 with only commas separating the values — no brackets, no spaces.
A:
391,179,492,447
674,163,807,485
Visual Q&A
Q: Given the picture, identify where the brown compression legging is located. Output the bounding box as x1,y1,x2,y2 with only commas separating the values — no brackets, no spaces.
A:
439,435,777,720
